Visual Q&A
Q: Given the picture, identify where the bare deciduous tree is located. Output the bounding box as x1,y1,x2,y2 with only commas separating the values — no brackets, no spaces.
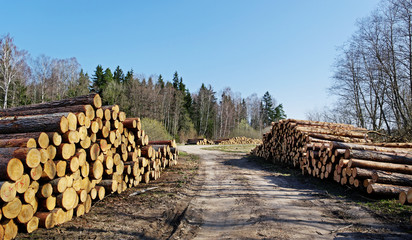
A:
0,34,28,109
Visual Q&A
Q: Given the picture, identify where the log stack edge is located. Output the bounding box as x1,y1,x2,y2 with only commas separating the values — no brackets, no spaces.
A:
0,93,178,239
251,119,412,208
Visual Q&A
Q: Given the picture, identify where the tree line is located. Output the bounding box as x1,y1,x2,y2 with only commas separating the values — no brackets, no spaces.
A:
307,0,412,141
0,34,286,141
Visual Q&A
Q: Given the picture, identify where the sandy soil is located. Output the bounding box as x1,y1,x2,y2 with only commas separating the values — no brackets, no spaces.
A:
18,145,411,239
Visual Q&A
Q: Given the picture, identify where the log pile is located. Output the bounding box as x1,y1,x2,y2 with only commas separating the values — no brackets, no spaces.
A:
186,138,214,145
0,93,178,239
250,119,412,202
217,137,262,145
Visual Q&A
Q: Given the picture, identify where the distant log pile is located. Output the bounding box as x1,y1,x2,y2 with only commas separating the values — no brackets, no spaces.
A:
187,137,262,145
251,119,412,203
0,93,178,239
186,138,214,145
217,137,262,145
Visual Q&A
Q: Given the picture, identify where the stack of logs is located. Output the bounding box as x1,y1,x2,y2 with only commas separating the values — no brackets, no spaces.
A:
251,119,412,202
0,93,178,239
217,137,262,145
186,138,214,145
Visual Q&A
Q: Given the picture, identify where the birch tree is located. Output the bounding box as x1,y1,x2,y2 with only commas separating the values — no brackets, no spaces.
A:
0,34,28,109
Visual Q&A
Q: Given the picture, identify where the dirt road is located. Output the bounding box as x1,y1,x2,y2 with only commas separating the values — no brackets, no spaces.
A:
18,145,410,239
173,145,410,239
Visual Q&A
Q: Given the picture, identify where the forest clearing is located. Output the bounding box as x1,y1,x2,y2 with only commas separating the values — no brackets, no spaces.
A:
0,94,411,239
2,0,412,239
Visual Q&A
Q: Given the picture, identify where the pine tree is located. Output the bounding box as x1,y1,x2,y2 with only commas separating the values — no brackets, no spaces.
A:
91,65,104,94
172,71,179,89
179,77,185,92
261,91,276,127
156,74,165,89
113,66,124,83
103,68,113,85
184,89,192,114
240,99,247,121
274,104,287,121
124,69,133,84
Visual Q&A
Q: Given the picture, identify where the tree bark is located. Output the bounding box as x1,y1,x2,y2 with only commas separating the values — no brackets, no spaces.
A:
331,141,412,154
0,104,95,120
0,114,69,134
372,171,412,186
149,140,176,148
0,93,101,117
345,149,412,165
20,216,39,233
0,147,41,168
35,212,55,229
349,158,412,175
367,183,410,197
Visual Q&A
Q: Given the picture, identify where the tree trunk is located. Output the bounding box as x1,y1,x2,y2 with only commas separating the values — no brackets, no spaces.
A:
331,141,412,154
35,212,55,229
15,174,30,194
1,219,18,240
0,181,16,202
56,187,77,211
37,183,53,199
50,177,67,194
345,149,412,165
40,196,56,211
41,160,56,181
0,114,70,134
349,158,412,175
16,204,34,224
0,104,96,120
0,138,36,149
0,158,24,181
0,147,41,168
20,216,39,233
98,179,117,193
0,93,101,117
2,197,22,219
367,183,410,197
295,126,367,139
372,171,412,186
149,140,176,148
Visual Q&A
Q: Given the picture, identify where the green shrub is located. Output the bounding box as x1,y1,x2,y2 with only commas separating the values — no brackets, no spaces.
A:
177,114,197,143
141,118,173,141
230,119,261,139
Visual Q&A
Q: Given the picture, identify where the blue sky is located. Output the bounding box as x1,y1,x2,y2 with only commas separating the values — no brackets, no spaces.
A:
2,0,380,119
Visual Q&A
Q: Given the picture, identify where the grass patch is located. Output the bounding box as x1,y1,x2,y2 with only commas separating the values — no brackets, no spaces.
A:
361,199,412,224
202,144,258,153
179,151,189,156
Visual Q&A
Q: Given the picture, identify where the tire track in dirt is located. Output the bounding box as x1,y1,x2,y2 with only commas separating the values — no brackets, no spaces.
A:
174,145,409,239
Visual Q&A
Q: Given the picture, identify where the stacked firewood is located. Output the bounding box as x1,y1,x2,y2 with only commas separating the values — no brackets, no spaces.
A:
251,119,412,201
0,94,178,239
186,138,214,145
217,137,262,145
